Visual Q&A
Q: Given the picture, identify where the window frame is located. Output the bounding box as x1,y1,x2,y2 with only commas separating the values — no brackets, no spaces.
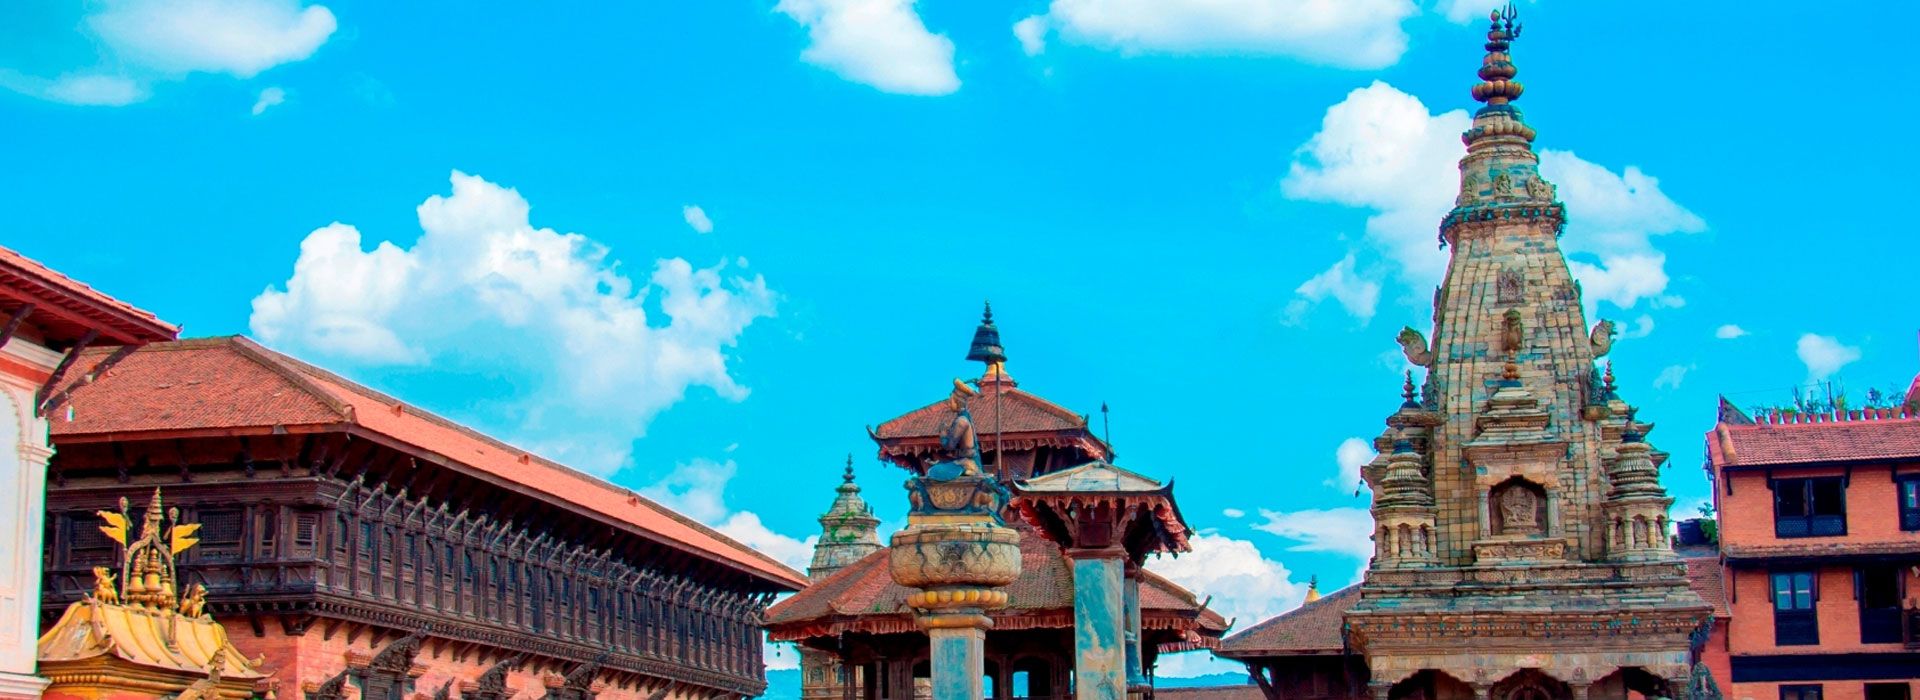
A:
1773,476,1848,538
1896,474,1920,532
1780,685,1823,700
1770,569,1820,646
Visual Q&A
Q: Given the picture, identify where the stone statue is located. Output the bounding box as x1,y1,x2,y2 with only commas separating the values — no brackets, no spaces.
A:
1501,309,1525,358
1396,327,1433,367
932,379,983,479
1499,487,1538,535
1589,319,1616,358
1524,174,1555,201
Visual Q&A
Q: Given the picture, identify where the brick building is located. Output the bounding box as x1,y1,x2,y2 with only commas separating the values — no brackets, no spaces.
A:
39,336,807,700
0,245,176,700
1705,401,1920,700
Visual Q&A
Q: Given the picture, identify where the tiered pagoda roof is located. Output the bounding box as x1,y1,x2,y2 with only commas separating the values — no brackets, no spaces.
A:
49,335,808,591
764,524,1226,647
870,366,1110,470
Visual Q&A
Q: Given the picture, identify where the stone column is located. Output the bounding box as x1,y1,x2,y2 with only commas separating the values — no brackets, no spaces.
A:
890,474,1020,700
1069,548,1126,700
1122,563,1144,692
926,617,988,700
1470,683,1493,700
1367,681,1393,700
0,385,51,700
1568,683,1591,700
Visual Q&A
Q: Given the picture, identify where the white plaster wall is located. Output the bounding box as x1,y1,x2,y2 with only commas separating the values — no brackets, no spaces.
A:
0,338,58,686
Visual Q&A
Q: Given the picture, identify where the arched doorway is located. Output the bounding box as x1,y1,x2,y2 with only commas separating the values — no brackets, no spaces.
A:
1389,670,1473,700
1493,669,1571,700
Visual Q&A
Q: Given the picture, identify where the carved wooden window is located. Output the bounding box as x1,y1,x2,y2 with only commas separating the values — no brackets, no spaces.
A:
1770,570,1819,646
1774,477,1846,538
358,522,376,555
255,507,279,558
403,534,418,574
1856,565,1904,644
196,508,245,559
335,514,352,555
68,512,116,564
293,512,320,556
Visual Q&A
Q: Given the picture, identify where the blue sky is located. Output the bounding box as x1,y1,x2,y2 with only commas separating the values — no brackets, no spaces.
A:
6,0,1918,680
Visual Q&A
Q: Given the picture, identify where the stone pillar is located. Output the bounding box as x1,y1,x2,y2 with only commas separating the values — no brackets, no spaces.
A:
927,619,988,700
1367,681,1393,700
0,385,50,700
1122,563,1144,691
1568,683,1591,700
1470,683,1493,700
1069,549,1126,700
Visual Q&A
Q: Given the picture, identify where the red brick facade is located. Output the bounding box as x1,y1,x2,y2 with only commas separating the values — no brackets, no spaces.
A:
1707,410,1920,700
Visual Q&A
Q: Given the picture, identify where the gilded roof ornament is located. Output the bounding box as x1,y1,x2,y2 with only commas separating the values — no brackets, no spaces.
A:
1471,4,1525,108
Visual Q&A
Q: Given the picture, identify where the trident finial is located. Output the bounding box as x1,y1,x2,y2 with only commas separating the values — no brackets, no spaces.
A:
1472,3,1525,107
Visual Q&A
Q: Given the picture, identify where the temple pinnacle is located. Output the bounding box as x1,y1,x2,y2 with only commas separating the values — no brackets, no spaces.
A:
844,454,855,483
1401,371,1420,408
1472,4,1525,108
965,301,1007,366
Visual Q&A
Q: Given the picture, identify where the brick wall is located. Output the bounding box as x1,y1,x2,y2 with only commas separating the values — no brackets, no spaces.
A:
1717,466,1919,549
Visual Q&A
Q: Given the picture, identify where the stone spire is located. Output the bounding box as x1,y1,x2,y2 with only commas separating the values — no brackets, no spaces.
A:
1371,432,1438,568
1602,409,1676,561
806,455,884,580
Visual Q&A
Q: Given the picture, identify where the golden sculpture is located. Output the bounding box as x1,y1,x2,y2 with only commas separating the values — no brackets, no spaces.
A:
38,488,268,700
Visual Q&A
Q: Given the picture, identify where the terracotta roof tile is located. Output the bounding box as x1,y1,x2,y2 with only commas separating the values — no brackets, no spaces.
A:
1217,584,1359,657
1724,540,1920,562
1682,557,1728,618
766,523,1226,641
50,336,807,591
0,244,176,344
875,379,1092,441
1709,411,1920,467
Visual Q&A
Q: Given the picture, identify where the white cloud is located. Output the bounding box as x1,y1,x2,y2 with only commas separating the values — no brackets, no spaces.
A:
683,205,714,234
1619,314,1655,340
1013,15,1049,56
1146,532,1307,676
774,0,958,96
4,0,335,106
1282,82,1704,316
1796,333,1861,383
1436,0,1527,24
251,86,286,115
1222,508,1246,519
1028,0,1415,69
1253,507,1374,563
641,458,819,571
1328,437,1375,493
1285,253,1380,324
90,0,336,78
250,171,777,475
1653,364,1692,391
1715,324,1748,340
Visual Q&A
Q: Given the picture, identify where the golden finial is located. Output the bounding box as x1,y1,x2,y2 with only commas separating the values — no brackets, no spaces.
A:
1401,371,1420,408
1471,3,1525,107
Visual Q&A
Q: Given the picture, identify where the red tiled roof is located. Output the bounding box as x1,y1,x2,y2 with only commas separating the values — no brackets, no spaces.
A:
1154,686,1264,700
1682,557,1728,619
1724,540,1920,563
1216,584,1359,658
0,245,176,345
50,336,807,591
1708,410,1920,468
876,376,1095,440
765,523,1227,644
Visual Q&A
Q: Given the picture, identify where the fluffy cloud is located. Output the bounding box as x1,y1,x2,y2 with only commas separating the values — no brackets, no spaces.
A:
1222,508,1246,519
1436,0,1525,23
1796,333,1861,383
641,458,818,571
1017,0,1415,68
3,0,335,106
1329,436,1375,493
1145,532,1308,676
251,86,286,115
1013,16,1049,56
1715,324,1748,340
250,171,777,475
775,0,958,96
1253,507,1375,563
683,205,714,234
1280,82,1703,319
1285,253,1380,324
90,0,336,77
1653,364,1692,391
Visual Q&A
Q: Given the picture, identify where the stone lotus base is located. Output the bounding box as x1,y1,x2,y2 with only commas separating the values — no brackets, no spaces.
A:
889,524,1021,593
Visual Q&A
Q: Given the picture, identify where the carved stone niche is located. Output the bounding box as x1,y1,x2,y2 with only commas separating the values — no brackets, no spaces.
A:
1488,478,1548,537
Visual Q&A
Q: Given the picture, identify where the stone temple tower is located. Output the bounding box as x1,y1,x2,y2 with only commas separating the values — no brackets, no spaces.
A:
1345,7,1711,700
799,458,885,700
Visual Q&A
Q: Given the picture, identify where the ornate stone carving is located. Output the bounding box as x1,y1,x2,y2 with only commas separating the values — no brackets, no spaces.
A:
1397,327,1433,367
1496,269,1523,303
1588,319,1615,358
